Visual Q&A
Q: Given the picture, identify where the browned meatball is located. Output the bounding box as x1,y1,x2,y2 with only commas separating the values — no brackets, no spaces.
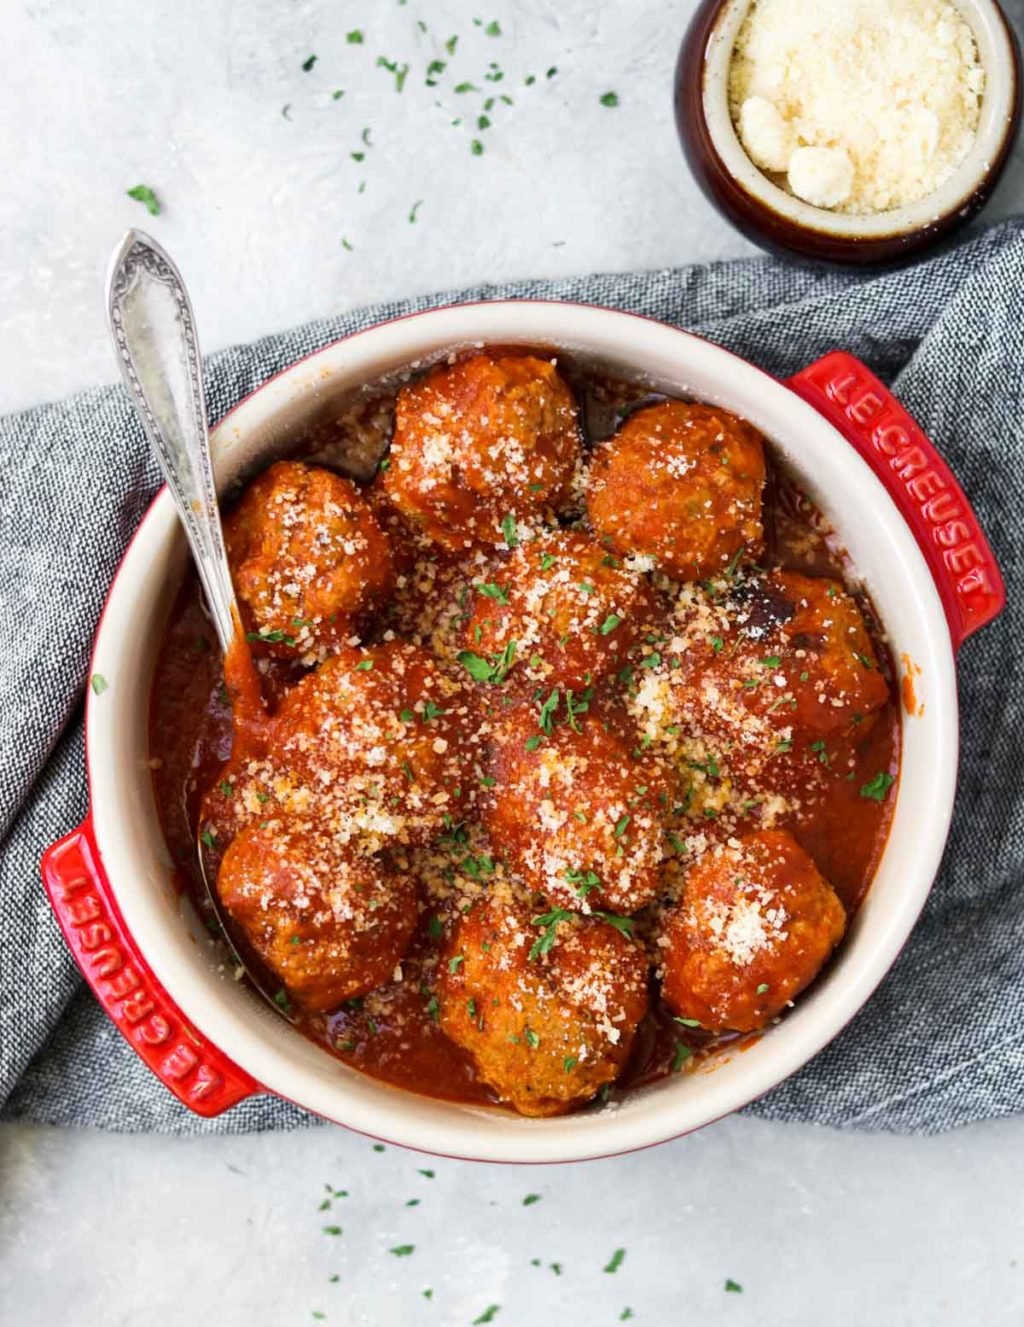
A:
203,641,477,857
482,702,677,915
673,569,890,740
217,821,418,1012
437,892,649,1115
659,829,846,1033
465,531,658,692
382,352,582,550
225,460,394,661
586,401,766,581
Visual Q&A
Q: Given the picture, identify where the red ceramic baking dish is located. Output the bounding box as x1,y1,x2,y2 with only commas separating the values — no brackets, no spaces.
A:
41,302,1004,1161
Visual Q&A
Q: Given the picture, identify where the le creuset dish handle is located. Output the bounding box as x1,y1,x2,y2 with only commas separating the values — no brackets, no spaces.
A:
787,351,1005,651
41,817,259,1116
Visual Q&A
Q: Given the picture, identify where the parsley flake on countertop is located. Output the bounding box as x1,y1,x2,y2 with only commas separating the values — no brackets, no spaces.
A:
390,1244,415,1257
408,198,423,223
725,1278,743,1293
126,184,160,216
301,54,317,71
600,91,619,107
473,1307,501,1325
522,1193,541,1205
604,1248,627,1274
346,29,363,43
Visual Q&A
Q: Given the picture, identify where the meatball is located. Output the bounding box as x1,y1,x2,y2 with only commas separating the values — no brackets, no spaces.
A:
674,569,890,740
483,702,676,915
217,821,418,1012
586,401,766,581
225,460,394,661
382,352,582,550
437,893,649,1115
659,829,846,1033
465,531,658,691
205,641,477,856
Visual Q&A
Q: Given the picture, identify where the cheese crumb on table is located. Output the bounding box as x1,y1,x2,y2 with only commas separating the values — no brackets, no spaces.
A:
728,0,986,215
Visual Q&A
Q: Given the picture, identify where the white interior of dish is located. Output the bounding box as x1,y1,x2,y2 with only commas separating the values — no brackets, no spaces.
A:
700,0,1018,238
86,303,959,1162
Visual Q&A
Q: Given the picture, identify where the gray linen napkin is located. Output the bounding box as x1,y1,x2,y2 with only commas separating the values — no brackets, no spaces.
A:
2,221,1022,1134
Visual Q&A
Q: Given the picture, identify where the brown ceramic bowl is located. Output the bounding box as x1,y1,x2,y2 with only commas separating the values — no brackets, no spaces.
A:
676,0,1022,266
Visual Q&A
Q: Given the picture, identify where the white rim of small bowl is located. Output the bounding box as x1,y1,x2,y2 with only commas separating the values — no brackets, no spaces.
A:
702,0,1018,239
86,302,960,1162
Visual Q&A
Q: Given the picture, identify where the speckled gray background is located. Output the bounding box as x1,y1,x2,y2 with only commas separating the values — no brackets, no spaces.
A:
2,2,1024,1324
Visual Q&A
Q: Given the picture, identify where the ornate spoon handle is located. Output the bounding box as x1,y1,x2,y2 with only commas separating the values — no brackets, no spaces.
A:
105,229,237,652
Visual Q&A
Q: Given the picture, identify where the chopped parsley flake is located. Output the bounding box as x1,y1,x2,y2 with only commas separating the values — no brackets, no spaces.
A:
346,30,363,43
604,1248,627,1274
302,54,317,71
725,1279,743,1293
529,908,573,960
473,1308,501,1325
246,628,295,645
524,1028,541,1049
861,771,895,801
408,199,423,224
599,91,619,107
522,1193,541,1206
671,1041,692,1072
390,1245,415,1257
126,184,160,216
457,640,517,685
599,614,622,635
595,912,635,938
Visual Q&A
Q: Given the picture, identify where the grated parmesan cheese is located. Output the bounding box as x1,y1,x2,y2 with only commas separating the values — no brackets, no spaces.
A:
728,0,985,214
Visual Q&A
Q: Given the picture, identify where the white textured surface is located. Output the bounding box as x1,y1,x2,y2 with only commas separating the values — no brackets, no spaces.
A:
3,0,1024,1322
2,1114,1023,1326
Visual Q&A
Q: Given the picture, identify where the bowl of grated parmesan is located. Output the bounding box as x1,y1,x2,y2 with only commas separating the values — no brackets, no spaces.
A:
676,0,1021,264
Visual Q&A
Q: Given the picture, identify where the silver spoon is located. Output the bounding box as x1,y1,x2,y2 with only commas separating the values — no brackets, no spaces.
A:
105,229,296,1022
